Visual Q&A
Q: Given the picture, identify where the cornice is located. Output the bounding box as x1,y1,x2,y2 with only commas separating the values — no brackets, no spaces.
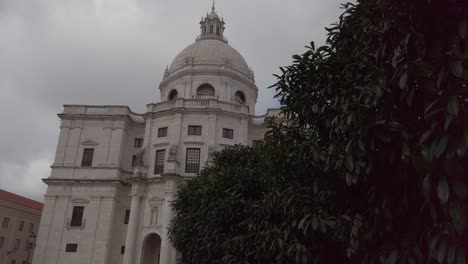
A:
160,68,257,92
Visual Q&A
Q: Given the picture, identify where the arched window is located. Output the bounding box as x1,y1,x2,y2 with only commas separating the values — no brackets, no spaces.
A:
197,84,215,99
234,91,246,104
216,27,220,35
168,89,178,100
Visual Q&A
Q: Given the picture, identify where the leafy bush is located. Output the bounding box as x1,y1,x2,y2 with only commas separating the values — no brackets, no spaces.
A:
170,0,468,263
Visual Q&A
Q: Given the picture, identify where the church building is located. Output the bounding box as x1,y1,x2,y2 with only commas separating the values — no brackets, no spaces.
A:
33,4,279,264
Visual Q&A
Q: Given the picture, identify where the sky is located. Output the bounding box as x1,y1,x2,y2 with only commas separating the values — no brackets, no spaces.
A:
0,0,346,202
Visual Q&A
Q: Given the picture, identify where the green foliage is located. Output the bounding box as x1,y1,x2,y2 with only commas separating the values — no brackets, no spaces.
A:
170,0,468,263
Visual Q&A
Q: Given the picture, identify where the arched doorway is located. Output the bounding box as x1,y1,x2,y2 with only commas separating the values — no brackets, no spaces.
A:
141,233,161,264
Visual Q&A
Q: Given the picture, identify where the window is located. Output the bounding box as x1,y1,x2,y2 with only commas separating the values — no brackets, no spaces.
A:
70,206,84,227
124,210,130,224
2,217,9,228
223,128,234,139
252,140,262,147
65,243,78,252
188,126,202,136
120,246,125,254
203,26,207,35
210,25,214,33
0,236,4,248
22,261,27,264
158,127,168,138
154,150,166,175
81,148,94,167
185,148,201,173
234,91,246,104
29,223,34,233
11,260,16,264
134,138,143,148
14,239,20,249
131,155,137,167
196,84,215,97
25,240,31,251
168,89,178,100
216,26,220,35
18,221,24,231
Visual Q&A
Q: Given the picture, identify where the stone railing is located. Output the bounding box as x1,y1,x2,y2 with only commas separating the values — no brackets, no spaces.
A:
148,98,249,114
62,105,145,123
250,109,284,125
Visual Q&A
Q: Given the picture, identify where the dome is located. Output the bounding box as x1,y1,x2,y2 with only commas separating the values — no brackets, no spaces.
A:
168,39,251,77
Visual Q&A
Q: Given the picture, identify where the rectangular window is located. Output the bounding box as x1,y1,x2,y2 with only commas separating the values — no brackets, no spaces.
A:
188,125,202,136
18,221,24,231
154,150,166,175
81,148,94,167
2,217,9,228
185,148,201,173
120,246,125,254
216,26,220,35
131,155,137,167
134,138,143,148
22,261,27,264
0,236,4,248
222,128,234,139
158,127,168,138
70,206,84,227
11,260,16,264
65,243,78,252
210,25,214,33
29,223,34,233
124,210,130,225
25,240,31,251
14,239,20,249
252,140,262,147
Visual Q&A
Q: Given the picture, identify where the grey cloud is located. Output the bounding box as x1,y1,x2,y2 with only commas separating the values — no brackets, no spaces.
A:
0,0,346,201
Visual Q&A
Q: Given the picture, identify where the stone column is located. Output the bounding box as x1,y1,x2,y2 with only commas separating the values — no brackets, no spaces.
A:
159,191,177,264
123,193,142,264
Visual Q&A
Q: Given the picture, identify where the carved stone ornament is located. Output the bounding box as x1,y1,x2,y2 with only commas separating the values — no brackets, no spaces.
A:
81,139,99,146
71,197,90,204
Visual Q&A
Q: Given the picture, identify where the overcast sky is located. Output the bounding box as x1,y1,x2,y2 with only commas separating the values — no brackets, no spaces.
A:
0,0,346,201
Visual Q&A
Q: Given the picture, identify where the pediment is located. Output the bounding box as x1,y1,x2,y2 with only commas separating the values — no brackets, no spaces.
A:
148,195,164,203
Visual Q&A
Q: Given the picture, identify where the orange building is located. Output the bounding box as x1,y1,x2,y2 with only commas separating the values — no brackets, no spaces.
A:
0,189,43,264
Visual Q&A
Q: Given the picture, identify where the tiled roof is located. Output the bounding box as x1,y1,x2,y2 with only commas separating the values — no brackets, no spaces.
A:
0,189,43,211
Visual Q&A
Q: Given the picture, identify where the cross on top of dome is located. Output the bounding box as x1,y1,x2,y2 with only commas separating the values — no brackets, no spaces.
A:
199,1,225,42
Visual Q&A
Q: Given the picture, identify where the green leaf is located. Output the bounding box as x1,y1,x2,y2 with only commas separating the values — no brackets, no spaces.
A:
448,96,459,116
447,245,456,264
453,182,467,199
437,238,447,263
450,61,463,78
386,249,398,264
423,175,431,202
345,156,354,171
438,178,450,204
459,20,467,39
399,72,407,89
312,215,318,230
445,115,454,130
420,130,432,144
455,248,465,264
436,136,449,158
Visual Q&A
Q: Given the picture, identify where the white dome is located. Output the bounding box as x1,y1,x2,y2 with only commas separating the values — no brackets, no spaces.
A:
168,39,251,76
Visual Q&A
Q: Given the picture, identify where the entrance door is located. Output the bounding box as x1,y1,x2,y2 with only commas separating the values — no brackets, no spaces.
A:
141,233,161,264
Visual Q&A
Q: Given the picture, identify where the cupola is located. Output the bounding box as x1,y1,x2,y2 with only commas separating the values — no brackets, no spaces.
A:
199,2,226,43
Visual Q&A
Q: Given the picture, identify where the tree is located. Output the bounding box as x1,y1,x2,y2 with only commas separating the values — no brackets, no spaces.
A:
170,0,468,263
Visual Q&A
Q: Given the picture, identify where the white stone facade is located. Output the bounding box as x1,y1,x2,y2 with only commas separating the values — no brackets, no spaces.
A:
33,6,279,264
